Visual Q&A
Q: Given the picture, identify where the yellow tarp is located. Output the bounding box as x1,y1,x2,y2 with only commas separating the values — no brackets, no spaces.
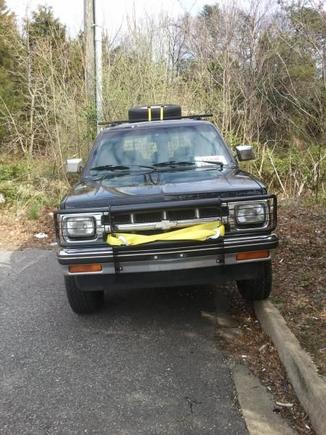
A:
107,221,225,246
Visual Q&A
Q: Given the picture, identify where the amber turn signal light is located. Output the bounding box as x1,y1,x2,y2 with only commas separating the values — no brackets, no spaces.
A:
236,250,269,261
69,263,102,273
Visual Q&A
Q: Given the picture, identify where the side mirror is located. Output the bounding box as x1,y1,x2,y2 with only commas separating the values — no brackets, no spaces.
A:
66,158,83,174
235,145,255,161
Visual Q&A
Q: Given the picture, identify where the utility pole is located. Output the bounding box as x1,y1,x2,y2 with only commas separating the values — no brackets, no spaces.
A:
94,0,103,129
84,0,95,107
84,0,103,131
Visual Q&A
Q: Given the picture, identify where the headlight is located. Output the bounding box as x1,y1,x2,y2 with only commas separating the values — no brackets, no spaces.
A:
64,216,96,238
235,203,266,226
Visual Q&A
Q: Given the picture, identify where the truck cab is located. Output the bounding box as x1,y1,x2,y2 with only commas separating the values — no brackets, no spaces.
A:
54,105,278,314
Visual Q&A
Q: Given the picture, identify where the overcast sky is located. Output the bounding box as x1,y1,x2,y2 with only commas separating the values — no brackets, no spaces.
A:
6,0,224,37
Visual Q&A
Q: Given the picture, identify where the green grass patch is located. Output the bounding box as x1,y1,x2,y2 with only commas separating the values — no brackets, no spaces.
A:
0,158,69,216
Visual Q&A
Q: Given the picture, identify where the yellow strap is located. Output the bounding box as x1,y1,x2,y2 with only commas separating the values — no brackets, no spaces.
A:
107,221,225,246
160,106,164,120
148,107,152,121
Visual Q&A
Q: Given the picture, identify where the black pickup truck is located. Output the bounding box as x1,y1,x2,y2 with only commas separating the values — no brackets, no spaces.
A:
54,104,278,314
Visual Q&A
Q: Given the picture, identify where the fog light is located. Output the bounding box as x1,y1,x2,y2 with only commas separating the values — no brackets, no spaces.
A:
69,263,102,273
236,250,269,261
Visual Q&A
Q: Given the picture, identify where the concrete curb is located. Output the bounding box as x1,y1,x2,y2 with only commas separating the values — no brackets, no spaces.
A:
233,364,295,435
254,301,326,435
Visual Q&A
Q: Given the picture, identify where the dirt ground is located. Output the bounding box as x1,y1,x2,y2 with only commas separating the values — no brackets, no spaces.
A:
0,208,56,250
273,201,326,377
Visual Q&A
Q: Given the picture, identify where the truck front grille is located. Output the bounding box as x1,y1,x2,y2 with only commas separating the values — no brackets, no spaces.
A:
112,205,228,232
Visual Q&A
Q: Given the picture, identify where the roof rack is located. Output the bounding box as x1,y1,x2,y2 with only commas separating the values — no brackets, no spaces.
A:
98,114,213,127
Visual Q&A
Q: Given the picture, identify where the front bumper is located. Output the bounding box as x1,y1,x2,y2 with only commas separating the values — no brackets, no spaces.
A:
57,233,278,276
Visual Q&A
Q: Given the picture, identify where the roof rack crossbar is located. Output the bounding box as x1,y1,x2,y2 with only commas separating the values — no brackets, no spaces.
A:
98,114,213,127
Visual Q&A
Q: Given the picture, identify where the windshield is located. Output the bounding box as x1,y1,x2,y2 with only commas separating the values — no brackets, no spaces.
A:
88,124,234,172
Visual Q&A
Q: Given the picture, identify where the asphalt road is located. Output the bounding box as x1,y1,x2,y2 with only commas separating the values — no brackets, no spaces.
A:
0,249,247,435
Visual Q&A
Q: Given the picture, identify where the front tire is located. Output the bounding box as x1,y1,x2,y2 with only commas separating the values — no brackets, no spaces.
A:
65,276,104,314
236,261,272,301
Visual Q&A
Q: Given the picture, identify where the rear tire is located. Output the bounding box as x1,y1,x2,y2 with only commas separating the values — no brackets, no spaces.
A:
236,261,272,301
65,276,104,314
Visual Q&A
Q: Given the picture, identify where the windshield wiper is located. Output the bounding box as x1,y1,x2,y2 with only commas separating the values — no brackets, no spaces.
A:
130,164,156,170
153,160,195,168
198,160,224,170
90,164,130,171
90,164,157,172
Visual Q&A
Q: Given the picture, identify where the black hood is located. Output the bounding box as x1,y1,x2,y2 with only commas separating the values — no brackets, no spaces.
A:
61,167,266,209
